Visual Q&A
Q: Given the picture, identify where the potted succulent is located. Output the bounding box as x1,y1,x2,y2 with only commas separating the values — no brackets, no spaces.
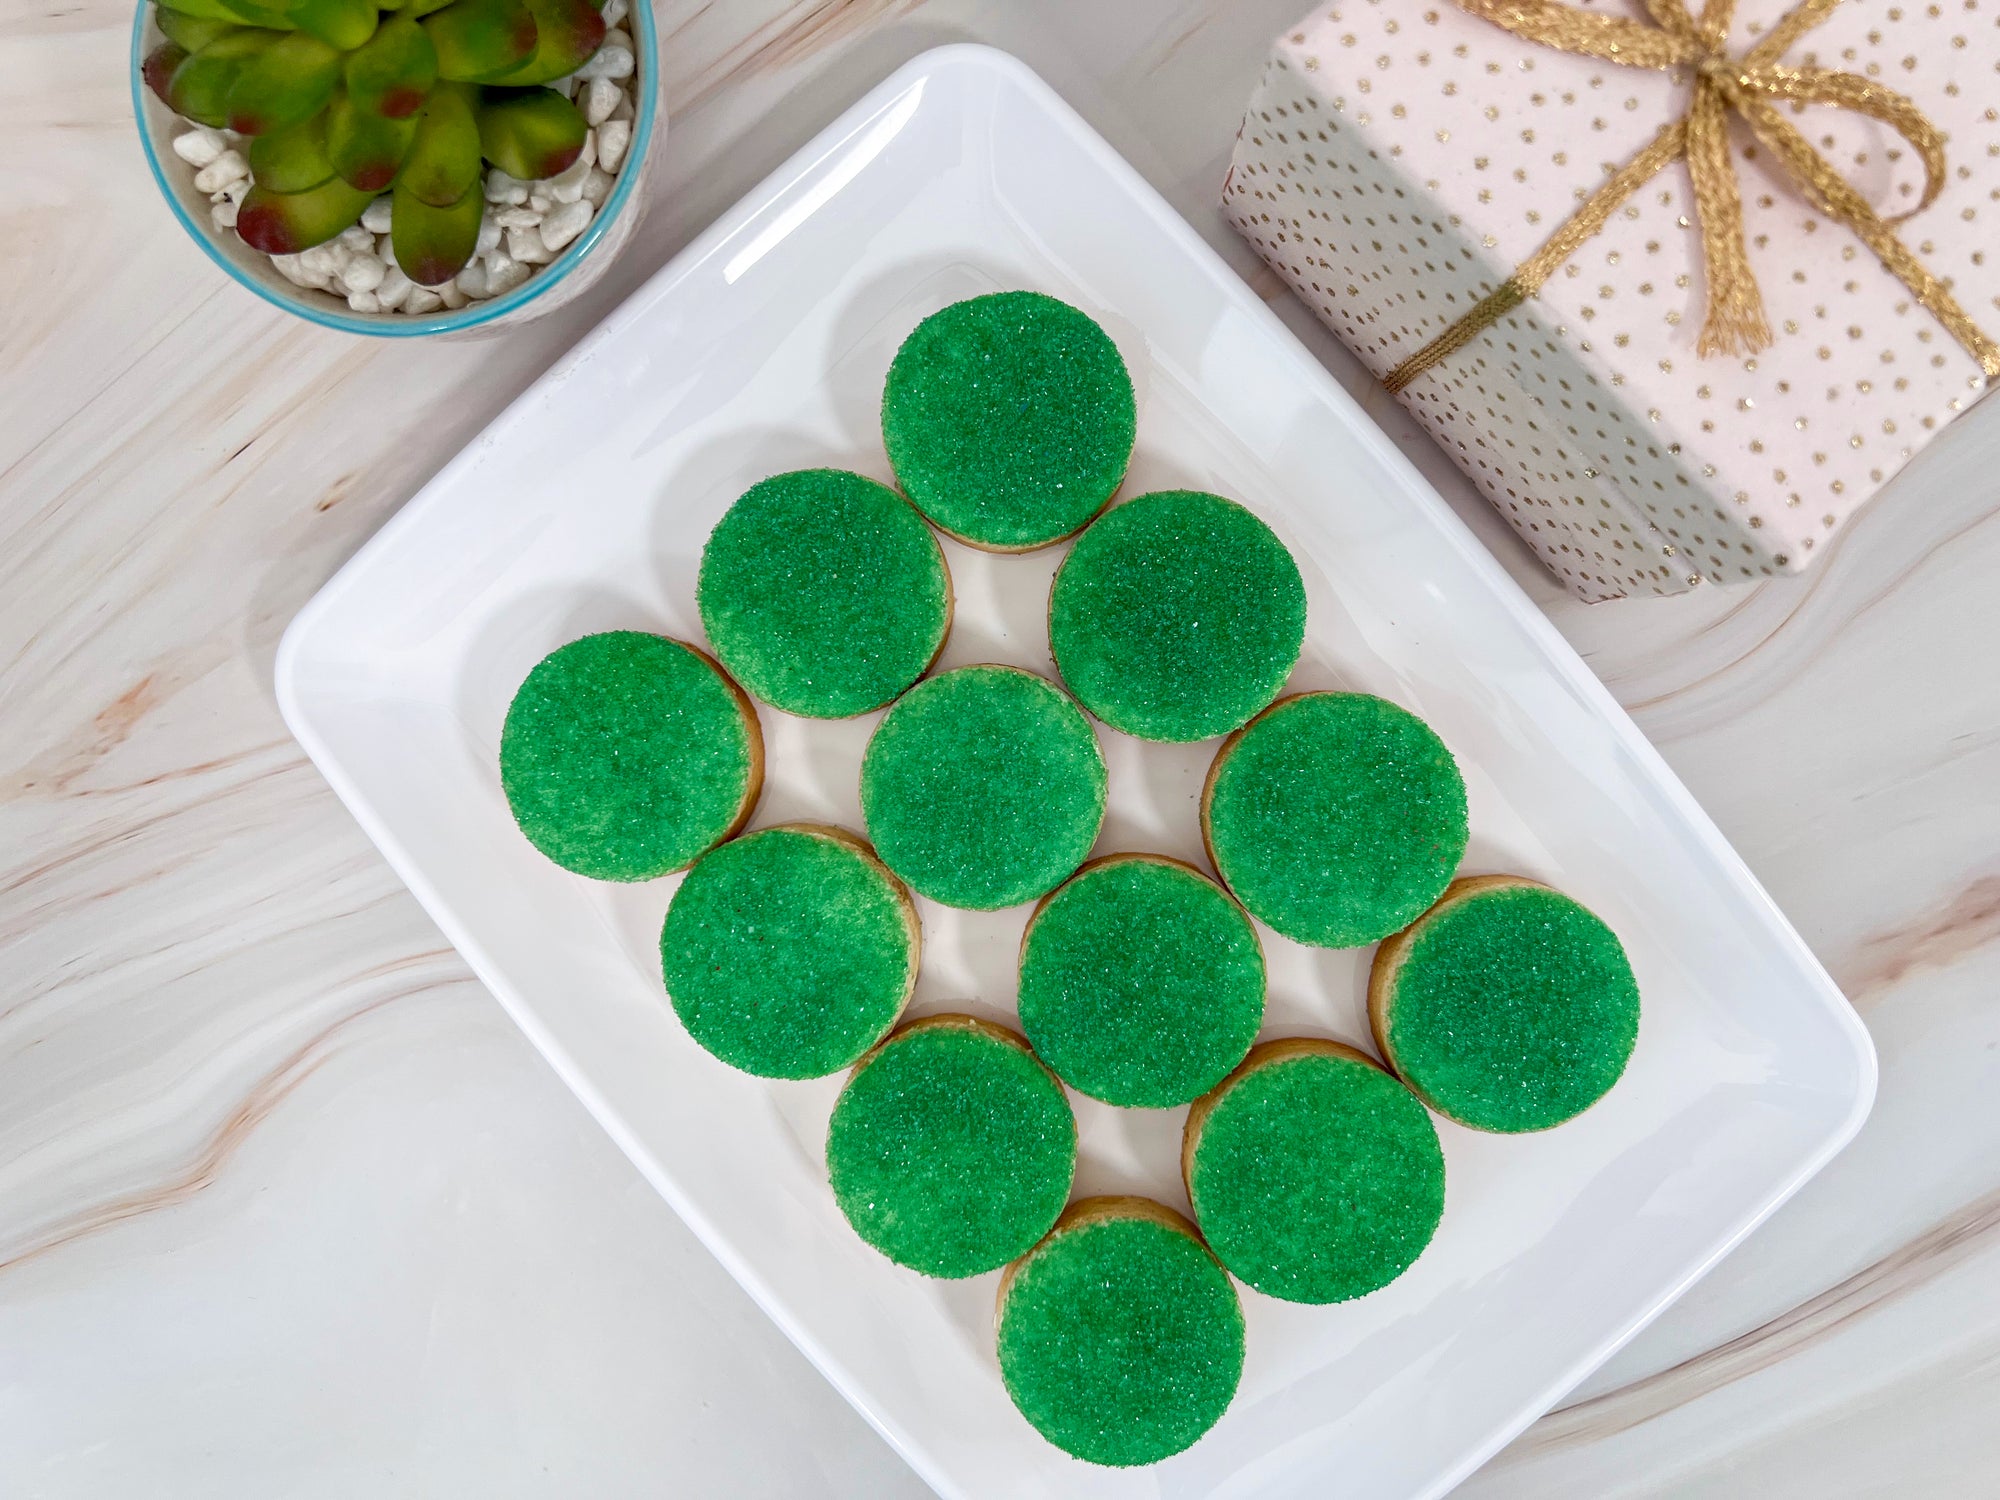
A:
132,0,658,332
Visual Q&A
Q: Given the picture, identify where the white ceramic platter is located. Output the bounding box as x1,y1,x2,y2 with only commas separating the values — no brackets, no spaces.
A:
276,44,1876,1500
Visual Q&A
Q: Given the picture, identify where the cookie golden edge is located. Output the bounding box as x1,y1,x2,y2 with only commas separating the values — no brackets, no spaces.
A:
1179,1035,1387,1196
994,1195,1207,1319
678,638,768,869
1366,872,1551,1129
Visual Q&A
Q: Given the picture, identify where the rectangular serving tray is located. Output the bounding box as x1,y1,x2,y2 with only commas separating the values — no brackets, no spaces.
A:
277,44,1876,1500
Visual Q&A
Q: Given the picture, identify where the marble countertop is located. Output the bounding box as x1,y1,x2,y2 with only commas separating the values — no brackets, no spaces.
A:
6,0,1999,1494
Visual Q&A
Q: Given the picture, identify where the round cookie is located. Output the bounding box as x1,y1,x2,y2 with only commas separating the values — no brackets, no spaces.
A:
1201,692,1468,948
881,291,1137,552
860,665,1107,910
1183,1039,1445,1305
826,1015,1076,1278
1017,854,1264,1108
499,631,763,881
660,824,919,1079
697,469,953,718
1049,490,1306,742
996,1197,1244,1467
1370,875,1640,1133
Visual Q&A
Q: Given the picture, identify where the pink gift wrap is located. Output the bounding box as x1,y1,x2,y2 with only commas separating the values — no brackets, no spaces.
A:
1223,0,1999,599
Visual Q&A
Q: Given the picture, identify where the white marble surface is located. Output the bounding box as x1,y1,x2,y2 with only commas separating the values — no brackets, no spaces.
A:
4,1,1998,1495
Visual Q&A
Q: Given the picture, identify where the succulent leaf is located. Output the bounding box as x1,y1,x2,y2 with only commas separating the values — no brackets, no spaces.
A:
405,0,460,19
288,0,380,51
154,9,242,51
142,42,190,105
390,179,483,284
492,0,604,86
344,15,437,118
325,91,419,191
224,31,342,134
212,0,302,28
236,174,373,253
155,0,271,20
397,79,482,205
476,86,585,180
423,0,538,84
247,113,336,191
165,29,276,127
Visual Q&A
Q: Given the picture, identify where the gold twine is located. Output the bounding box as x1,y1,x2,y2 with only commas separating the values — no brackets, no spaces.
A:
1381,0,2000,395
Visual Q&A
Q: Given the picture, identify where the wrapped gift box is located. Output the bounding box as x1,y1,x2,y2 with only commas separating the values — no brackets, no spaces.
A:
1223,0,1998,599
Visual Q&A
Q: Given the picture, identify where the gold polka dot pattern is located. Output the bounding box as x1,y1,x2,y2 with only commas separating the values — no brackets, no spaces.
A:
1221,0,1997,600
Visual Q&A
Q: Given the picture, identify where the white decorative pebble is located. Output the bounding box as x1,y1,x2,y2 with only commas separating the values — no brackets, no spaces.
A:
575,42,633,81
582,166,614,207
484,252,530,295
454,260,489,299
404,286,444,314
376,233,395,264
583,77,621,127
361,196,394,234
340,252,386,293
506,225,554,264
224,177,251,205
538,198,593,253
528,190,554,213
600,0,627,24
192,149,249,195
548,155,591,204
475,210,502,255
374,265,413,309
172,127,229,168
298,242,346,277
495,205,542,229
604,27,633,51
609,88,635,123
347,289,382,313
273,254,330,291
438,280,470,309
484,168,529,205
210,198,238,230
596,119,631,174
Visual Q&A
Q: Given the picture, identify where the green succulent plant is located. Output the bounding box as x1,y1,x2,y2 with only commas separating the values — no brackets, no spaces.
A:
143,0,611,286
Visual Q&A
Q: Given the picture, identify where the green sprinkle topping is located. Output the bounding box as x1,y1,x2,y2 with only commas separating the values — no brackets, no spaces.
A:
1018,856,1264,1107
1204,692,1467,947
882,291,1136,551
499,631,760,881
1050,490,1306,742
861,665,1106,910
1380,880,1640,1132
997,1204,1244,1466
826,1019,1076,1278
660,826,916,1079
697,469,952,719
1187,1045,1444,1304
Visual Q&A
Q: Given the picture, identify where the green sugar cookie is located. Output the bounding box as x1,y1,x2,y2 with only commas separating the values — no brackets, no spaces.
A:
881,291,1137,552
1049,490,1306,742
1202,692,1468,948
1370,875,1640,1133
499,631,762,881
996,1197,1244,1467
697,469,953,719
1184,1039,1445,1305
860,665,1107,910
1017,855,1264,1108
660,825,918,1079
826,1015,1076,1278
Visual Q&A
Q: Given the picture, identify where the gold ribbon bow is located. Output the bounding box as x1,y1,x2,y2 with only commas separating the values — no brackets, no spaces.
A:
1383,0,2000,394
